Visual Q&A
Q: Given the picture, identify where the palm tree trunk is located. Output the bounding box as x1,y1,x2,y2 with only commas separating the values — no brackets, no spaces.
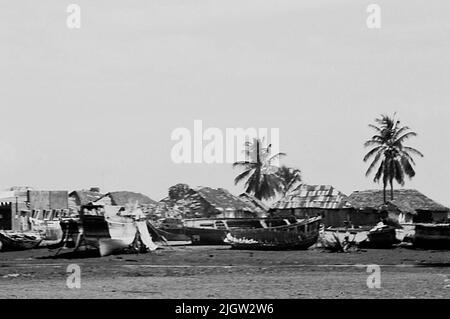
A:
390,179,394,201
383,182,387,204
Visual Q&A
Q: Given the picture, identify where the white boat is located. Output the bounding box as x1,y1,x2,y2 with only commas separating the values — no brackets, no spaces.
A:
78,204,158,256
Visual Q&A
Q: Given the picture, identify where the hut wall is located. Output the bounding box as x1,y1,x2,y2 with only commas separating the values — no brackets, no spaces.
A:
413,210,448,223
349,209,385,227
321,209,351,227
274,208,352,227
0,203,12,230
431,211,448,223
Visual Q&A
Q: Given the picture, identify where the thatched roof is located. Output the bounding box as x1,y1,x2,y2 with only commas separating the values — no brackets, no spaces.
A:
238,193,269,215
96,191,157,206
69,190,104,206
160,184,258,217
347,189,450,214
271,184,350,210
195,187,255,212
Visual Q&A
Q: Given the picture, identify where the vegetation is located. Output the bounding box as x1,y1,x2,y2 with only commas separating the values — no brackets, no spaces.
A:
364,113,423,203
233,138,286,200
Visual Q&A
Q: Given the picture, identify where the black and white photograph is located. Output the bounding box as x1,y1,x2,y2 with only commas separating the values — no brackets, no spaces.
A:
0,0,449,308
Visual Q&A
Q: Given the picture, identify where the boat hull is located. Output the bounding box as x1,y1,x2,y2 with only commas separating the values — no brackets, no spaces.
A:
360,227,399,248
184,227,227,245
151,226,192,245
413,224,450,249
226,217,322,250
79,211,158,256
0,232,42,251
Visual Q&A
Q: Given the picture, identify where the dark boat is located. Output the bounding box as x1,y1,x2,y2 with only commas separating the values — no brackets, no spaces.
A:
413,224,450,249
225,216,322,250
182,217,299,245
147,220,192,245
359,224,399,248
0,231,42,251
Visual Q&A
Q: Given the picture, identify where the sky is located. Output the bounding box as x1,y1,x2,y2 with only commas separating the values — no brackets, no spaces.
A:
0,0,449,206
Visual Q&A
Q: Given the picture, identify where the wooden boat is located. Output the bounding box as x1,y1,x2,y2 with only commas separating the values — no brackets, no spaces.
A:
225,216,322,250
0,231,42,251
30,219,64,247
320,227,370,251
154,218,192,245
359,224,399,248
147,221,192,245
77,204,157,256
413,224,450,249
182,217,300,245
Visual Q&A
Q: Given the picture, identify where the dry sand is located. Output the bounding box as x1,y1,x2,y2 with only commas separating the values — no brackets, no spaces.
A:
0,246,449,298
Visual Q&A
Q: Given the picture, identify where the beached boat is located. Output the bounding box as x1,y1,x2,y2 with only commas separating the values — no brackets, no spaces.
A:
320,227,369,251
182,217,300,245
413,224,450,249
154,218,192,245
147,221,191,246
0,231,42,251
77,204,158,256
30,218,64,247
225,216,322,250
359,224,399,248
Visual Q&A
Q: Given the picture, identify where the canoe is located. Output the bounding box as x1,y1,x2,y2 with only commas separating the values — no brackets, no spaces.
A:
225,216,322,250
320,227,369,251
181,216,301,245
147,221,192,245
0,231,42,251
413,224,450,249
359,225,399,248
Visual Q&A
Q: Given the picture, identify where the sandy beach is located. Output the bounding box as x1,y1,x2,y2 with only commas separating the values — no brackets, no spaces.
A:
0,246,448,299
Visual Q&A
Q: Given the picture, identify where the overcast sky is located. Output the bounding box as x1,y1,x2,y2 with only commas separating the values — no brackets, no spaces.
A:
1,0,449,206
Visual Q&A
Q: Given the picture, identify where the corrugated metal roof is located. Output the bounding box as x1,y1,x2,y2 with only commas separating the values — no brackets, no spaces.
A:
271,184,350,210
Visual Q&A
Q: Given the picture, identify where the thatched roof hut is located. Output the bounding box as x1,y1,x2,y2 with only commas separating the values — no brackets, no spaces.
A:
160,184,258,219
347,189,449,224
238,193,269,217
272,184,350,210
270,184,351,226
94,191,157,206
69,189,104,207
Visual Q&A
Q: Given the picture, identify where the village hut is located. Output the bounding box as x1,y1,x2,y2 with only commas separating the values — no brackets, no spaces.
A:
160,184,258,219
94,191,157,206
0,188,69,231
347,189,449,224
68,187,104,211
238,193,269,217
270,184,352,227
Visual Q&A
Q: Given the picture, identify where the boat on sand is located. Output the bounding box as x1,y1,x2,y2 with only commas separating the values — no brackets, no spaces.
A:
77,204,158,256
0,231,42,251
225,216,322,250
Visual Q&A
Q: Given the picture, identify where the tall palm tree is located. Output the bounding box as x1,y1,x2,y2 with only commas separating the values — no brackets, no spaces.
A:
233,138,286,200
276,165,302,196
364,114,424,203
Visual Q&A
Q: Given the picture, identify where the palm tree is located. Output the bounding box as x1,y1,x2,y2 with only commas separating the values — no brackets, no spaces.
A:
364,114,424,203
233,138,286,200
276,165,302,196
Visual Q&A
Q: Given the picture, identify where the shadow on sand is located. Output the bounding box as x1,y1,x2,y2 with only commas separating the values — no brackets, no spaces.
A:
37,249,101,260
